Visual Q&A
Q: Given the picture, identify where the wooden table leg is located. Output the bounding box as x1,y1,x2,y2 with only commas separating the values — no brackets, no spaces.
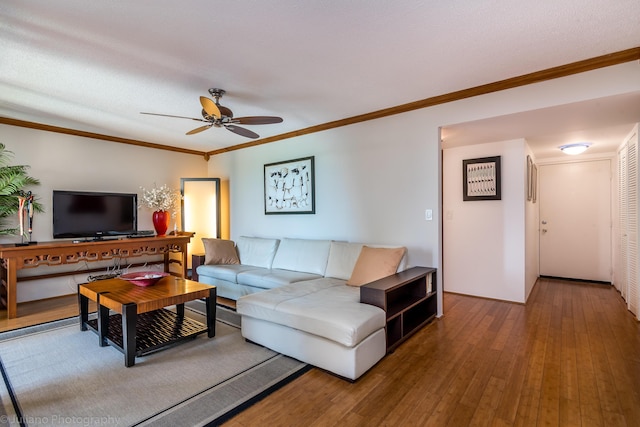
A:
181,244,189,278
176,302,185,319
78,292,89,331
5,258,17,319
97,301,110,347
206,288,217,338
122,303,137,367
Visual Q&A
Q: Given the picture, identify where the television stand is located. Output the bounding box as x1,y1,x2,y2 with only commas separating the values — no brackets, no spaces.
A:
0,232,194,319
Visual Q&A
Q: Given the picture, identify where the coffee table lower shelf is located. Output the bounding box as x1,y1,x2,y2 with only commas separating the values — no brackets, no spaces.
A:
86,308,208,357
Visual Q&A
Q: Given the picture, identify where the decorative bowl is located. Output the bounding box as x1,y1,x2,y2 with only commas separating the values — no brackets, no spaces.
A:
120,271,169,287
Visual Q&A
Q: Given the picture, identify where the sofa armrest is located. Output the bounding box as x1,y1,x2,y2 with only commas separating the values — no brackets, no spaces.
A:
191,253,206,281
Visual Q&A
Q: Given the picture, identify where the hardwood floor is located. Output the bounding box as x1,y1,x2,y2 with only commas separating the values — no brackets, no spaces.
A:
1,278,638,426
224,278,640,427
0,294,85,332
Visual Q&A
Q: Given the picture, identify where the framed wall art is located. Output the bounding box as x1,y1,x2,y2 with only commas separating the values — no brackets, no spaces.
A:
463,156,501,201
527,155,533,201
264,156,315,214
526,155,538,203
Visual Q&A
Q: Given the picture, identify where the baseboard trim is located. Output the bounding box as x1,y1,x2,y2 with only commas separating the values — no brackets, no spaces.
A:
539,275,611,285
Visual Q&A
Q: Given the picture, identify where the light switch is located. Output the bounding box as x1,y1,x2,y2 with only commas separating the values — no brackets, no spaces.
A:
425,209,433,221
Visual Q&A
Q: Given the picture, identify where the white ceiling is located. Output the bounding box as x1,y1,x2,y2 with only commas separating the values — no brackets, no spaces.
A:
1,1,639,156
442,91,640,159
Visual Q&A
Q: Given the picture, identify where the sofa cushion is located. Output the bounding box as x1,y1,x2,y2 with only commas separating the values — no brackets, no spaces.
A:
237,269,323,290
346,246,406,286
202,238,240,265
235,236,280,268
196,264,266,284
271,238,332,275
237,278,385,347
324,241,364,280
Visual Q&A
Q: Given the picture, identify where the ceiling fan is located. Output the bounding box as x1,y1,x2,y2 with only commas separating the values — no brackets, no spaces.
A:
141,88,283,139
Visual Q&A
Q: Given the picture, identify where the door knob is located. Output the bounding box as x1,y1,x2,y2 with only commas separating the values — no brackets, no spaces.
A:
541,220,547,225
541,229,548,233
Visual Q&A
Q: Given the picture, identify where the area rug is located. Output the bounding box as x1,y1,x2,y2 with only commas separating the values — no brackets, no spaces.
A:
0,302,310,426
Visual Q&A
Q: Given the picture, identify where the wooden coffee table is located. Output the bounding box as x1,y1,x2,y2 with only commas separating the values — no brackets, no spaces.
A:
78,275,216,367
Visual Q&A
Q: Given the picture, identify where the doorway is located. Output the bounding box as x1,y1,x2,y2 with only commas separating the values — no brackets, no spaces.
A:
538,160,612,282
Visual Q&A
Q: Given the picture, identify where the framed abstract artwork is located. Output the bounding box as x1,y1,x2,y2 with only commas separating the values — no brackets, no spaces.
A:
264,156,315,214
463,156,501,201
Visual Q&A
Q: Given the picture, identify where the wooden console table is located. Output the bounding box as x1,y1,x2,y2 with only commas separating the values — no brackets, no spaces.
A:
0,232,194,319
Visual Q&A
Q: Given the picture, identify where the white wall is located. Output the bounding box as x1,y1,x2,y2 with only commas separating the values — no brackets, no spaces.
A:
443,139,527,303
0,125,208,302
209,110,445,314
1,61,638,309
209,61,639,311
211,112,439,260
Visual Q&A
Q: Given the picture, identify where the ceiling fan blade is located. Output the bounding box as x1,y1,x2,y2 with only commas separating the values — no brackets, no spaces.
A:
233,116,283,125
186,124,213,135
200,97,221,118
225,124,260,139
141,112,207,122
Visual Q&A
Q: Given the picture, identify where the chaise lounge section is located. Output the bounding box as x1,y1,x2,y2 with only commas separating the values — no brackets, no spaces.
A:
238,278,388,380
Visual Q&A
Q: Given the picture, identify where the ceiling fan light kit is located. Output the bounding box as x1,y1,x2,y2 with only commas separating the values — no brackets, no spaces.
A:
141,88,283,139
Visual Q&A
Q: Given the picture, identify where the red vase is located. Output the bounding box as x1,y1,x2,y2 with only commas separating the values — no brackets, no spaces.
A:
152,210,170,236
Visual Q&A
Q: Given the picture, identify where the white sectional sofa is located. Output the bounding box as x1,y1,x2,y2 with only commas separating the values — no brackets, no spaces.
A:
196,236,332,300
196,236,407,380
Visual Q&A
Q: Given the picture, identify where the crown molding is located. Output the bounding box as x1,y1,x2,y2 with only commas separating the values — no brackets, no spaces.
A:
0,117,209,159
207,47,640,156
2,47,638,160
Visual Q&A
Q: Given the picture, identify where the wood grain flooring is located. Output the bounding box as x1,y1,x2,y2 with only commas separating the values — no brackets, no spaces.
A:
225,278,640,427
1,278,638,426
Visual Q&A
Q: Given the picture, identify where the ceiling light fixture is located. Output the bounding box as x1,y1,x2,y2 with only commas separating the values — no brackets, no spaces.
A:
559,142,591,155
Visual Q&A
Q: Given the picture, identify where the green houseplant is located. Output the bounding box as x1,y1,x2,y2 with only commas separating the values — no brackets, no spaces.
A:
0,143,43,238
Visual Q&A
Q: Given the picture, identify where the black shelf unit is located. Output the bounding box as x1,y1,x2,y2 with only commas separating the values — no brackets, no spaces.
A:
360,266,437,352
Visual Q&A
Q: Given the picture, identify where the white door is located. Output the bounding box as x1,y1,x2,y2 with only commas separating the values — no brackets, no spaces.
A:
539,160,612,282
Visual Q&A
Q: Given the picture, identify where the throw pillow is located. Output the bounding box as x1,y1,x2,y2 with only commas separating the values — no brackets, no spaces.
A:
346,246,406,286
202,238,240,265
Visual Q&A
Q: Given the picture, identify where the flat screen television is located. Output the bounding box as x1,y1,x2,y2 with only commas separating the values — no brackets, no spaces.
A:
52,190,138,239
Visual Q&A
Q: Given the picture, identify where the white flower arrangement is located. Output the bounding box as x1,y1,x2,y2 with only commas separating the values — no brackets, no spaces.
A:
139,184,179,212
